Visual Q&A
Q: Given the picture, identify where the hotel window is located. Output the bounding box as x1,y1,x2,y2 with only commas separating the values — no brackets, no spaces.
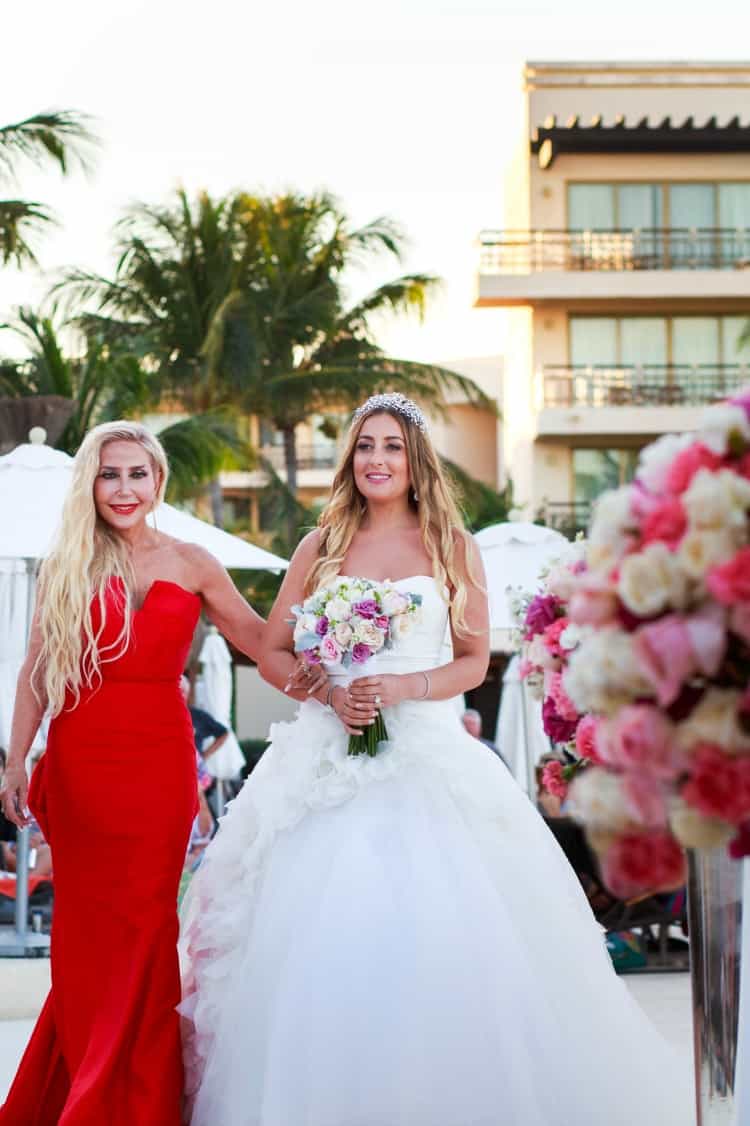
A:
568,182,750,266
569,315,749,397
573,449,639,506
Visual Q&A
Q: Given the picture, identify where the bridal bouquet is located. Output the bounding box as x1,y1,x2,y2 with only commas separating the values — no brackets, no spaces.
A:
517,548,601,800
291,577,423,757
562,388,750,897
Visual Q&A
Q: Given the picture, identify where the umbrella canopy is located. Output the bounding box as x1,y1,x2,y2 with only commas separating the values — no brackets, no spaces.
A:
474,521,570,644
0,436,288,571
195,629,246,780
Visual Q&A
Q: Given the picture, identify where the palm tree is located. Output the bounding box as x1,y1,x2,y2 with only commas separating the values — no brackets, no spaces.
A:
0,307,242,500
57,189,497,537
0,111,97,265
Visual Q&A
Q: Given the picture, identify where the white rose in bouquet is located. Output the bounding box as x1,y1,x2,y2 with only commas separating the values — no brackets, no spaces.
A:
587,486,637,573
333,621,353,648
355,619,386,652
381,589,410,616
682,468,750,533
567,768,633,832
698,402,750,455
636,432,694,493
564,627,651,716
618,542,690,617
677,529,738,581
326,596,353,622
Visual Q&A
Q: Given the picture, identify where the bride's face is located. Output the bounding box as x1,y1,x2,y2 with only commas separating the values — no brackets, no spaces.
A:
94,440,160,531
352,412,411,505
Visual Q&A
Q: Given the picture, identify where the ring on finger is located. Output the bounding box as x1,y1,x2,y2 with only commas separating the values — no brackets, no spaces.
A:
374,694,382,706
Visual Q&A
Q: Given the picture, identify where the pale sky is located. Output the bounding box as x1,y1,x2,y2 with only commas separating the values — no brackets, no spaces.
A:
2,0,749,365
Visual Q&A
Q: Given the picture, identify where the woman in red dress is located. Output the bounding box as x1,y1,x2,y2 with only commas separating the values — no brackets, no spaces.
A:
0,421,317,1125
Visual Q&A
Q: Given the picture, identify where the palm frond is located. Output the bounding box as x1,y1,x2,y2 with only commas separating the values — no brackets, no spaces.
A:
158,412,249,500
342,274,442,332
0,199,56,265
0,111,98,180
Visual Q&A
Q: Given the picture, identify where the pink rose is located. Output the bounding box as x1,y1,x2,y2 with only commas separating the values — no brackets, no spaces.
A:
541,760,568,800
681,744,750,825
524,594,561,639
319,635,343,665
547,671,579,722
542,617,570,658
374,615,389,631
622,773,668,829
640,496,687,550
542,697,578,744
351,642,372,664
706,547,750,606
632,616,696,707
575,714,604,765
519,658,534,679
664,442,724,494
568,575,618,627
600,705,681,780
601,830,686,898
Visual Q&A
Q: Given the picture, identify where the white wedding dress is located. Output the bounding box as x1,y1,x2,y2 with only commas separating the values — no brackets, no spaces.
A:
179,576,695,1126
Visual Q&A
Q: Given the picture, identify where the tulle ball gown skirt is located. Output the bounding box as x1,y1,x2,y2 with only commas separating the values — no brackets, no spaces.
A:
180,700,695,1126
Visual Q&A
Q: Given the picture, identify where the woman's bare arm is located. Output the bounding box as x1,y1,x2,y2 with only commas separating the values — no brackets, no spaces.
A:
2,609,46,828
186,545,266,661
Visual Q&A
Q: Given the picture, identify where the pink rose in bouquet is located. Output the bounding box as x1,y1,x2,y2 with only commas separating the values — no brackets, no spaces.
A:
600,830,686,900
541,760,569,800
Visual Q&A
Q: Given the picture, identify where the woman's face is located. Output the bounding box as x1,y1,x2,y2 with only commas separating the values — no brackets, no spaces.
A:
93,440,160,531
352,412,411,505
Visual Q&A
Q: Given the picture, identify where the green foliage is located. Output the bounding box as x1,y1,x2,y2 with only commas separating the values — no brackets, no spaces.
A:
0,111,97,265
0,307,242,494
441,457,515,533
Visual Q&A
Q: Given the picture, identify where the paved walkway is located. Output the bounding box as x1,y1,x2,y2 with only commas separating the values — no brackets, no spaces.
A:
0,961,694,1103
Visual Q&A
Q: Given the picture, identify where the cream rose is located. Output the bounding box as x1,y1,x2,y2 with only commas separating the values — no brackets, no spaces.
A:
567,768,632,832
677,528,737,581
564,628,651,716
676,688,750,755
586,486,637,573
682,468,750,533
636,432,694,493
354,619,386,652
669,799,735,850
381,589,409,616
618,542,690,617
333,621,353,647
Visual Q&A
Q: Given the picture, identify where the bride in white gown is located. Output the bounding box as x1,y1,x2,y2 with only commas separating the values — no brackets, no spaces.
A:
179,393,694,1126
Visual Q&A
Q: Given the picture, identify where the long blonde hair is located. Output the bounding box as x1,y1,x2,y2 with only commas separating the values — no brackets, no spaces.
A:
34,421,169,716
306,405,480,636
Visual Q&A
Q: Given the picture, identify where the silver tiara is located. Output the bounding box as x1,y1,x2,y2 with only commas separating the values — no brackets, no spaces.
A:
352,392,428,433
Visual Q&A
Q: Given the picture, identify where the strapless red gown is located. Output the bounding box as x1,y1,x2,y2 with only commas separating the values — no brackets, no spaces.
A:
0,579,200,1125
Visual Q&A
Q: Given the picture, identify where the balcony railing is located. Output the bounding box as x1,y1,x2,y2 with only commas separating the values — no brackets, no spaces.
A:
479,228,750,274
537,502,591,541
541,364,750,410
261,444,337,471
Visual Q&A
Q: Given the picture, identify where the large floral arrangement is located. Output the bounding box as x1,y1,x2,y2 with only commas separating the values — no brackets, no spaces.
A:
561,389,750,898
292,576,422,757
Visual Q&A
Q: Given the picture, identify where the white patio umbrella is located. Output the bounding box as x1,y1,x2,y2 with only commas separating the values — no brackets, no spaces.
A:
474,521,570,648
195,627,245,782
474,521,571,800
0,431,287,953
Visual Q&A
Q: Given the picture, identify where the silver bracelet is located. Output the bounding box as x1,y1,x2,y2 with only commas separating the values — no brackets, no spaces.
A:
417,671,430,700
326,684,336,710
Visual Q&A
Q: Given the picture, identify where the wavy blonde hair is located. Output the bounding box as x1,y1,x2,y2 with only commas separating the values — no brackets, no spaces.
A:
34,421,169,716
306,405,481,636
